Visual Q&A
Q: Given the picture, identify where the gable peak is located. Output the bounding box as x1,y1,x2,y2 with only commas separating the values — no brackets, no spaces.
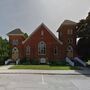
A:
7,28,24,36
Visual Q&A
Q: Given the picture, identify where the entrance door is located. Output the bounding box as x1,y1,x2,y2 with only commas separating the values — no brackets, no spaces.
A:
67,45,73,58
12,47,19,61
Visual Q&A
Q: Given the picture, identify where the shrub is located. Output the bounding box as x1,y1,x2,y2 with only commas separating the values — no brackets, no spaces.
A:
31,59,39,65
49,60,67,66
0,57,9,65
19,58,30,65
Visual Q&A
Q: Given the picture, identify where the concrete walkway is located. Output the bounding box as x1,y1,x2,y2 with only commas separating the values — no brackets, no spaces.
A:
0,65,90,75
0,65,14,70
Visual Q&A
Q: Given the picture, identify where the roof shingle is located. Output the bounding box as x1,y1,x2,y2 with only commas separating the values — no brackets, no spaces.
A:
7,28,24,35
57,20,76,32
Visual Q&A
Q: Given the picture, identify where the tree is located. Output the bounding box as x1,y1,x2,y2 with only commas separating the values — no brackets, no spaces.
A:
76,12,90,61
76,12,90,37
24,33,28,39
0,37,10,64
77,38,90,61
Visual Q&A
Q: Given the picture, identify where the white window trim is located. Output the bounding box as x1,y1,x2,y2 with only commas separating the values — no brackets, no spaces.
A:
38,41,46,55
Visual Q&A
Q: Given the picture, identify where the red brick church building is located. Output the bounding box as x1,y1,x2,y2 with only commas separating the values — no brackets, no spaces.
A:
7,20,77,64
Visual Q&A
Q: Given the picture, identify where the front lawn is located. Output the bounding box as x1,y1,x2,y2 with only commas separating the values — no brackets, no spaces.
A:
10,65,80,70
87,60,90,64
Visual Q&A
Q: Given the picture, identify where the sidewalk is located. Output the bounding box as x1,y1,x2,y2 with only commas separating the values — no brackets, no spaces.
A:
0,65,14,70
0,65,90,75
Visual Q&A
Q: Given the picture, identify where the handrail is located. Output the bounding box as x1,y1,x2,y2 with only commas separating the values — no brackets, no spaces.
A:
66,57,74,66
74,57,86,66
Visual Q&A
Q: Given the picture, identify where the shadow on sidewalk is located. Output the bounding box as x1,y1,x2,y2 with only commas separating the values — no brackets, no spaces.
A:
75,66,90,77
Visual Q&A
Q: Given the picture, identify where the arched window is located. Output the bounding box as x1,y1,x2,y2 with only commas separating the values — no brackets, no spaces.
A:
67,45,73,58
26,45,30,56
67,45,73,52
12,47,19,53
12,47,19,60
38,41,46,55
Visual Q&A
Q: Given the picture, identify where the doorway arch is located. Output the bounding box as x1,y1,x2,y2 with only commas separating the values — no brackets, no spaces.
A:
12,47,19,61
67,45,73,58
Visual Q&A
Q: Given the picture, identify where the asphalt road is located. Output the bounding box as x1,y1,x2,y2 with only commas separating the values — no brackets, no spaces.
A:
0,74,90,90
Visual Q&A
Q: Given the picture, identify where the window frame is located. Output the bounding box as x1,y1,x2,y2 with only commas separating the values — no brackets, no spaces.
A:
67,29,73,35
38,41,46,55
26,45,30,56
54,46,58,55
12,39,18,46
67,45,73,52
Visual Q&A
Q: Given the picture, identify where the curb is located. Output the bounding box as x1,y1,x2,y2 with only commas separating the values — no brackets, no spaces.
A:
0,72,90,75
0,70,90,75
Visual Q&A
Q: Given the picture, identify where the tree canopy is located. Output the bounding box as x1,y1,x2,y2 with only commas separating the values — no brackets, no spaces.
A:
0,37,10,64
24,33,28,39
76,12,90,37
76,12,90,61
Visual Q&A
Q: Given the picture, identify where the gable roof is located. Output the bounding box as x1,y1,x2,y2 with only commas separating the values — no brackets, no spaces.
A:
7,28,24,36
62,20,76,25
57,20,76,32
23,23,63,45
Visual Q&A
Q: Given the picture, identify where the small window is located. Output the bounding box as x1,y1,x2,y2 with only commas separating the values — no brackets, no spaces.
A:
12,47,19,53
12,40,18,45
67,45,73,52
54,46,58,55
41,30,44,36
26,45,30,56
68,38,73,44
67,29,73,35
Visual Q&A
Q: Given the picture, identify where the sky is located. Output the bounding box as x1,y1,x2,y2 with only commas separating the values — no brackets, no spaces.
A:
0,0,90,39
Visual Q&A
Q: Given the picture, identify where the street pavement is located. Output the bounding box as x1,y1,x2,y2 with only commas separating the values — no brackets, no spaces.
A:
0,65,90,90
0,74,90,90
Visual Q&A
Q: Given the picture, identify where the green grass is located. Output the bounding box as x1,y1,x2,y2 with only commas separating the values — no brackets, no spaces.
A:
87,60,90,64
10,65,80,70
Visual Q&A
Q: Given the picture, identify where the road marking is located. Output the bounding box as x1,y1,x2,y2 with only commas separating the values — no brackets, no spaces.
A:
41,75,47,85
